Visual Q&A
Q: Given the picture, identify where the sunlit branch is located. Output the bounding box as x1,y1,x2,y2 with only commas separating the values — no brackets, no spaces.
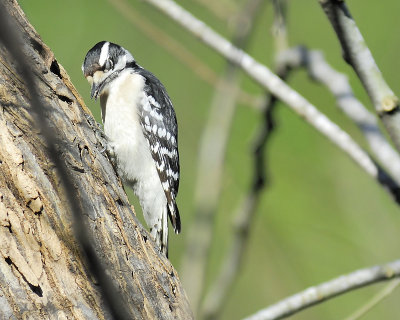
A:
144,0,400,202
192,0,238,21
319,0,400,152
344,279,400,320
109,0,261,110
179,0,265,314
243,259,400,320
276,46,400,184
200,2,286,318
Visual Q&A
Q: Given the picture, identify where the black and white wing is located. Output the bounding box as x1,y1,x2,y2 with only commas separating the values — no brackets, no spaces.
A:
137,68,181,234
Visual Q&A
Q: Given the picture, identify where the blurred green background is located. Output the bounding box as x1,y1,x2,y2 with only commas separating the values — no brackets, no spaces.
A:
18,0,400,319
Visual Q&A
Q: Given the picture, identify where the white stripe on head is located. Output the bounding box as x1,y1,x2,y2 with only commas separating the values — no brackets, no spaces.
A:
123,48,134,62
99,42,110,67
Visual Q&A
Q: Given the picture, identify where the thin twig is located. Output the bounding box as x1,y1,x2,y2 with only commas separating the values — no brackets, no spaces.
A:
108,0,262,110
180,75,239,314
271,0,288,53
276,46,400,184
179,0,265,314
0,3,131,319
144,0,400,202
192,0,238,22
344,279,400,320
199,95,276,320
243,259,400,320
200,2,286,318
319,0,400,152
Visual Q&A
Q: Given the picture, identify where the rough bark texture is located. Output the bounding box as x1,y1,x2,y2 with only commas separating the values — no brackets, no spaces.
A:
0,1,193,319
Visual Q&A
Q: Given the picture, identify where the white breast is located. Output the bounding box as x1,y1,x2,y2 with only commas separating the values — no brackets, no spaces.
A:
100,70,167,228
101,71,148,181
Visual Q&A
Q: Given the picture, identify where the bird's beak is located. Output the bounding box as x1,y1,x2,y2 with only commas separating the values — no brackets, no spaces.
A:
90,82,100,100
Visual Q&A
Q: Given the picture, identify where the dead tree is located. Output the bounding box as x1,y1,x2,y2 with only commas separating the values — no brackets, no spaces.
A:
0,1,192,319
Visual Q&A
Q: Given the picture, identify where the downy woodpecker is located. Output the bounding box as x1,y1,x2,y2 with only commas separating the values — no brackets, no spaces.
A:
82,41,181,256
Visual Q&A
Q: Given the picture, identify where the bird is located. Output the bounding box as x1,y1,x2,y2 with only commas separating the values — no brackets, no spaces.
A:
82,41,180,256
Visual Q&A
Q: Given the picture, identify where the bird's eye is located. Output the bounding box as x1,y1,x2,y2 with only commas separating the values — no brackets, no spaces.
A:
104,58,113,72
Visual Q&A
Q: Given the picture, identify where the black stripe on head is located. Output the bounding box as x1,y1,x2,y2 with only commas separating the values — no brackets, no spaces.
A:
83,41,136,77
82,41,108,77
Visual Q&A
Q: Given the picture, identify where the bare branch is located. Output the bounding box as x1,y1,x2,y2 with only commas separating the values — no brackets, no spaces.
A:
192,0,238,21
180,0,265,313
276,46,400,184
180,76,238,313
319,0,400,152
243,259,400,320
199,93,275,319
344,279,400,320
200,2,286,318
144,0,400,202
108,0,261,110
271,0,289,53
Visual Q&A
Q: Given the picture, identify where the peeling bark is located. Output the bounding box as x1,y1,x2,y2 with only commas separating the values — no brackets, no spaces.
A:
0,1,193,319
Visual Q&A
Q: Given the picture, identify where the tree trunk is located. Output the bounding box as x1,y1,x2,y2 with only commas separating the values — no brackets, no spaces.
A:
0,1,193,319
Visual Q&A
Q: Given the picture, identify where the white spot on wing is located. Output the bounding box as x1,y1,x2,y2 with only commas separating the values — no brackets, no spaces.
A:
160,146,177,158
142,96,151,111
99,42,110,67
152,124,158,134
156,161,165,171
162,181,169,191
141,95,163,120
148,96,161,109
150,108,163,121
167,168,179,180
151,142,160,153
158,127,166,138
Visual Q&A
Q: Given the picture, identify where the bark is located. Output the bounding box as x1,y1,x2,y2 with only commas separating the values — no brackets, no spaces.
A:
0,1,193,319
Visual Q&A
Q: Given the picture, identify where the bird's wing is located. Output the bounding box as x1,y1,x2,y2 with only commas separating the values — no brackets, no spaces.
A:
137,68,181,233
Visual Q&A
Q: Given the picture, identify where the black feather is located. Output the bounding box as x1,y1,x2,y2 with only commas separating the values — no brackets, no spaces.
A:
135,67,181,234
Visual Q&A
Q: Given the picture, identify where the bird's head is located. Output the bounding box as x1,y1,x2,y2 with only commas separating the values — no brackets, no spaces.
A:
82,41,135,100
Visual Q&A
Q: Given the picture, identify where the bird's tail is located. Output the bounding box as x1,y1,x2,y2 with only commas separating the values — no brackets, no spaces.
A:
160,206,168,257
150,206,169,257
167,201,181,234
